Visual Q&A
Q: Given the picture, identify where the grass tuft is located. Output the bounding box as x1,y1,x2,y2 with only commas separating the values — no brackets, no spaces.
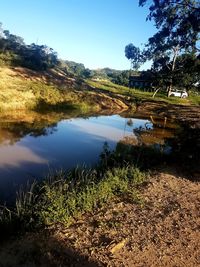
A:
0,164,146,238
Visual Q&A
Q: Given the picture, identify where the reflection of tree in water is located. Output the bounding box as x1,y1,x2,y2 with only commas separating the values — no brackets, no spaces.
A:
0,111,70,145
124,116,177,150
110,117,200,178
168,126,200,178
100,116,178,169
0,121,58,145
0,110,109,146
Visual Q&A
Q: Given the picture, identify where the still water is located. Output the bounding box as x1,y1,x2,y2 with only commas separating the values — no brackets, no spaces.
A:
0,112,178,202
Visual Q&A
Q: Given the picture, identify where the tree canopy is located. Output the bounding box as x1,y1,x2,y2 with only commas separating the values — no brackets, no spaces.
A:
125,0,200,95
125,44,143,70
0,23,58,71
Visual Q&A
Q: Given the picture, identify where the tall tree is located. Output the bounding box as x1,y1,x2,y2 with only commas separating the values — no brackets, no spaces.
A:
173,53,200,90
140,0,200,95
126,0,200,96
0,23,58,70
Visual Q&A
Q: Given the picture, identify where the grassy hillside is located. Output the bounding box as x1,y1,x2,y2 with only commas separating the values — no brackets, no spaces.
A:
0,67,78,110
0,24,199,112
0,66,199,114
0,66,131,113
86,79,200,106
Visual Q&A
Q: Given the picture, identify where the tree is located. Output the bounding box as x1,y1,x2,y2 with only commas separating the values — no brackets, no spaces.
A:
112,70,130,86
143,0,199,95
0,23,58,70
126,1,200,96
82,68,94,78
21,44,58,70
173,53,200,91
125,43,144,70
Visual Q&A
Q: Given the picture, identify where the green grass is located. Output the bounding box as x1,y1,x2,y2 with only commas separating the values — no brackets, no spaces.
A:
1,66,198,114
188,92,200,105
87,79,131,94
39,166,146,226
86,79,198,106
0,67,99,113
0,164,146,238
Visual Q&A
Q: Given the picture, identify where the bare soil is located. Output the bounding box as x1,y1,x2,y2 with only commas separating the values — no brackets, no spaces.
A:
0,170,199,267
137,101,200,128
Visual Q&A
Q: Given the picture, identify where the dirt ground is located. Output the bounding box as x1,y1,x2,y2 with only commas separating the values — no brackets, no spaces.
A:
0,170,199,267
137,101,200,128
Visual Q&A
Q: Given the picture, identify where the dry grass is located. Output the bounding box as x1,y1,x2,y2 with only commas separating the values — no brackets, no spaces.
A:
0,67,91,112
0,67,130,112
0,66,198,113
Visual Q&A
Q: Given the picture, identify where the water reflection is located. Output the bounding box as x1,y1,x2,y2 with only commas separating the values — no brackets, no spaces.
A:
67,117,150,142
0,144,48,168
119,116,176,148
0,111,179,203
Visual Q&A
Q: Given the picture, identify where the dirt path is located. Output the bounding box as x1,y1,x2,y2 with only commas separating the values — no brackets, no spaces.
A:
1,171,199,267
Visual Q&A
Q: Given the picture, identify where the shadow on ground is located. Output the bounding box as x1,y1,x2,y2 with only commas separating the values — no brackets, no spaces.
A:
0,232,102,267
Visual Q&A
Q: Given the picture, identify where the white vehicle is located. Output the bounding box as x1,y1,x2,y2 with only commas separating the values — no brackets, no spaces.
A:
169,90,188,98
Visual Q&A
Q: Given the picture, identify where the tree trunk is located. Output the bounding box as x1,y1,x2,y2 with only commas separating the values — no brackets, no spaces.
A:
167,82,173,97
152,87,160,98
167,45,179,97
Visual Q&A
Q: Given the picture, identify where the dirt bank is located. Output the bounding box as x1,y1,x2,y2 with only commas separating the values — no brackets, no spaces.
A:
137,100,200,128
0,170,199,267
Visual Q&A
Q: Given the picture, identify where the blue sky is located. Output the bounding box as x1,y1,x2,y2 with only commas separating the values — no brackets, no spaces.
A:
0,0,155,70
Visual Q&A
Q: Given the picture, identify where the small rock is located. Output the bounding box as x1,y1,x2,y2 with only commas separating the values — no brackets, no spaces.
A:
110,239,127,254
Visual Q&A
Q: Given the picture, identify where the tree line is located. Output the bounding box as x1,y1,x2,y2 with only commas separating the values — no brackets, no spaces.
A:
0,23,59,70
0,23,128,82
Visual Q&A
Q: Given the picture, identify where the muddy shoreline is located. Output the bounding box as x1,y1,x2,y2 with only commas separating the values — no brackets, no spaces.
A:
136,100,200,128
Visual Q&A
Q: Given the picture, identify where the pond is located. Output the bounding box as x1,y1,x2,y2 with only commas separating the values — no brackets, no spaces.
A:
0,111,179,203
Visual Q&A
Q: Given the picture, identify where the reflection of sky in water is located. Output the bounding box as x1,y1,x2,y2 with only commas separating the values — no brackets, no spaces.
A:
69,115,152,134
0,145,48,167
0,115,152,171
67,120,133,142
0,114,153,202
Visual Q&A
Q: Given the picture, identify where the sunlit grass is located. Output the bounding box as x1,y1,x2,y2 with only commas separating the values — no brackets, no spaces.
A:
0,164,146,238
188,92,200,105
86,79,130,95
0,65,198,113
86,79,198,105
0,67,98,112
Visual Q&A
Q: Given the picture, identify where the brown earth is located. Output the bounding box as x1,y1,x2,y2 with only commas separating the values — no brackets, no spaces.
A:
13,66,130,112
12,67,78,89
0,170,199,267
137,101,200,128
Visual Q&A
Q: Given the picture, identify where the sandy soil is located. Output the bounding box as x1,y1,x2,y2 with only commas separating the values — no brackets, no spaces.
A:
0,170,199,267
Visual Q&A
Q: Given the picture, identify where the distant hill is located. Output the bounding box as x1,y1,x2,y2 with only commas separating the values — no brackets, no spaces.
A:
92,68,132,87
0,23,133,86
92,68,122,79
